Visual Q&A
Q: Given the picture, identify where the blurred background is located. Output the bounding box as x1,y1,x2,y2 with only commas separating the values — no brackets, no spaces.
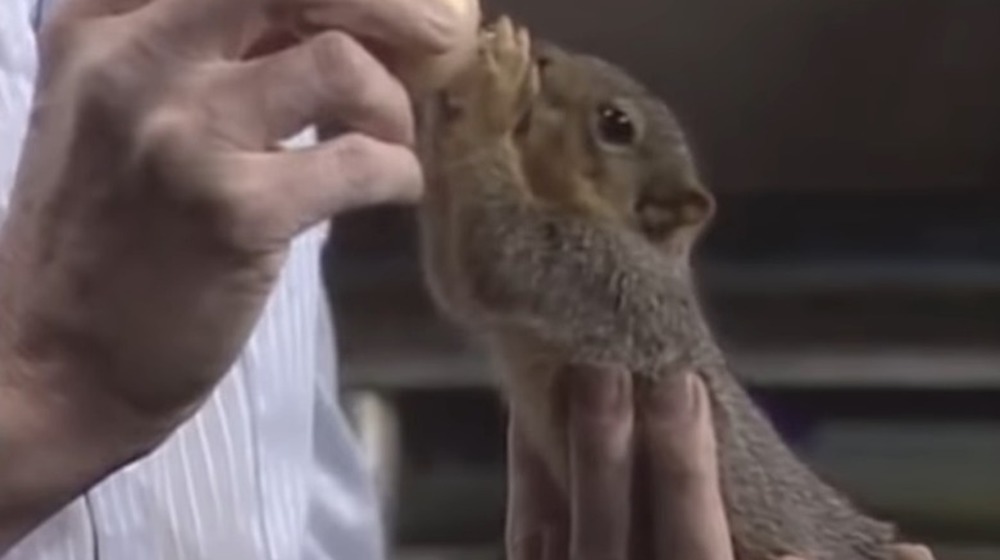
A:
323,1,1000,558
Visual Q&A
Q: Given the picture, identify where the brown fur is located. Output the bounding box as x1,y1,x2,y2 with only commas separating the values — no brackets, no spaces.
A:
415,17,897,560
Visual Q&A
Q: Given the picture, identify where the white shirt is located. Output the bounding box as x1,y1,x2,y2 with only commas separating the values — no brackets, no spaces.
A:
0,1,385,558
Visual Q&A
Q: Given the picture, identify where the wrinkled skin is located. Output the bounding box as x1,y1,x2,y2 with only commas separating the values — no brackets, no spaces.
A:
0,0,475,551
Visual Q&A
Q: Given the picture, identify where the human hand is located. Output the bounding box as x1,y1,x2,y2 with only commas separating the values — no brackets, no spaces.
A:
0,0,474,546
506,371,735,560
506,372,937,560
2,0,475,427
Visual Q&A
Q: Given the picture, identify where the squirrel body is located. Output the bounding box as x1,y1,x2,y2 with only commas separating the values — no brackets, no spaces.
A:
416,18,897,560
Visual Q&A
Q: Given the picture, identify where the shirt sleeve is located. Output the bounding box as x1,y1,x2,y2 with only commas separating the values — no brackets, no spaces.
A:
32,0,55,31
0,0,41,218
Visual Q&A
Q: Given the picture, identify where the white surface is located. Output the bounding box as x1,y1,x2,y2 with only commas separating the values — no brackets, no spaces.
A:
1,2,383,559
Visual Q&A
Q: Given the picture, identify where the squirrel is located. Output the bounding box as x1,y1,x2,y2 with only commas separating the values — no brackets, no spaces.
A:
414,16,898,560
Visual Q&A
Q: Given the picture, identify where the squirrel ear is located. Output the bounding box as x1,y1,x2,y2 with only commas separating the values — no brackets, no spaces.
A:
636,187,715,241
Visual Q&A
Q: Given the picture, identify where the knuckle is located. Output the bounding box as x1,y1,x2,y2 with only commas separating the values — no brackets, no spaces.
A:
308,31,370,95
36,13,100,64
64,27,143,104
309,33,413,143
189,160,281,253
133,107,193,172
420,5,469,53
309,33,380,109
200,157,272,236
134,113,267,251
74,49,128,103
329,133,381,187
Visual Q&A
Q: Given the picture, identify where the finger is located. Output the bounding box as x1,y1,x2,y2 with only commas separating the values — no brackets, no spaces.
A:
641,374,734,560
568,368,633,560
142,0,469,60
242,25,303,60
506,415,568,560
138,0,266,57
229,133,423,239
210,30,413,148
291,0,472,55
46,0,156,24
891,544,935,560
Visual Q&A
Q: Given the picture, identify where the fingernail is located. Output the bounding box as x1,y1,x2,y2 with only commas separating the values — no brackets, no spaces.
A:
644,372,699,420
569,366,629,416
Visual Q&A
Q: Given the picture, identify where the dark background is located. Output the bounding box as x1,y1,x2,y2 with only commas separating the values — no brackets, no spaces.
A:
489,0,1000,195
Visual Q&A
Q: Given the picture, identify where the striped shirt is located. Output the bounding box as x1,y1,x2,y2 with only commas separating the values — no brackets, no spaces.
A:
0,1,385,558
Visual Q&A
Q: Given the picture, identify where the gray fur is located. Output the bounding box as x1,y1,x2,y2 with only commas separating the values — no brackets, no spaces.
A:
417,27,897,560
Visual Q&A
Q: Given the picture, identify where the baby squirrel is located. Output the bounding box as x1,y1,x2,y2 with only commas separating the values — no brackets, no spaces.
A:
415,17,898,560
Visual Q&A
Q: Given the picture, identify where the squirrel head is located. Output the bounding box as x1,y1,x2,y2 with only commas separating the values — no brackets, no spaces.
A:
516,40,716,260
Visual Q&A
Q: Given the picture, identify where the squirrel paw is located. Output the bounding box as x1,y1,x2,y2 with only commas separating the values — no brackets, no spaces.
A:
442,16,539,141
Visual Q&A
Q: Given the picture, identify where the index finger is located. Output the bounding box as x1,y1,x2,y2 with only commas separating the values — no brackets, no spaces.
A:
140,0,472,58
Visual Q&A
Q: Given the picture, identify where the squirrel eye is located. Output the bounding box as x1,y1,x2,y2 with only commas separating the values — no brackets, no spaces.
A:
595,102,637,146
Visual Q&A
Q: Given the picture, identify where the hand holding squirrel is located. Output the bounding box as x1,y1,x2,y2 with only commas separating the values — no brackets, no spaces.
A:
507,373,937,560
